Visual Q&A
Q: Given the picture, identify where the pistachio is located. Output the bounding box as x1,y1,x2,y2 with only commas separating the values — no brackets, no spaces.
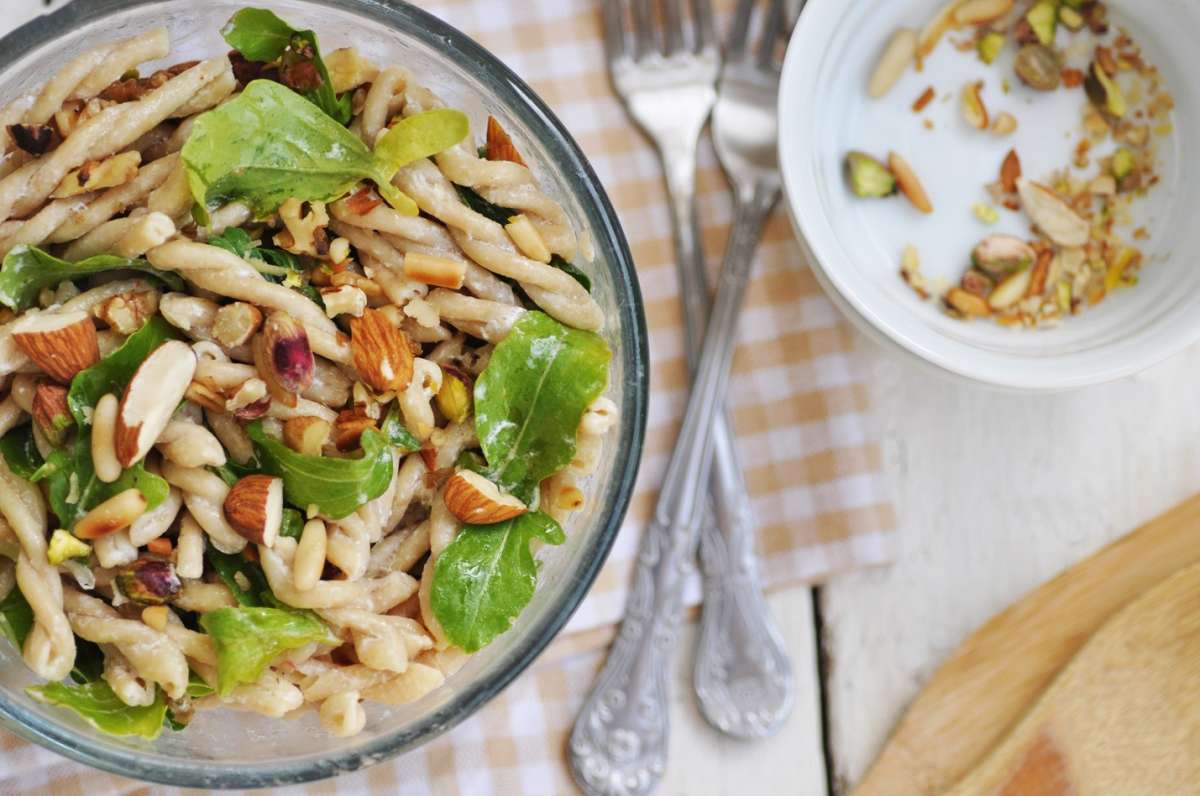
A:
961,269,994,298
845,152,895,198
1025,1,1058,45
1014,45,1062,92
47,529,90,566
1085,59,1126,118
256,311,314,407
1058,5,1084,31
436,373,471,425
972,235,1036,277
1111,147,1136,185
115,557,181,605
977,32,1006,65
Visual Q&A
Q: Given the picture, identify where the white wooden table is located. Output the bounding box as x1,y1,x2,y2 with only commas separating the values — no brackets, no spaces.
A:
7,2,1185,794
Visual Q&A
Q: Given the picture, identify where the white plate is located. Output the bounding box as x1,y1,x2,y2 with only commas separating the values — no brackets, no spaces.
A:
779,0,1198,391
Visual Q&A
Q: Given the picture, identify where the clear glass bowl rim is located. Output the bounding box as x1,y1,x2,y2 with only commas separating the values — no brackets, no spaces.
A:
0,0,648,787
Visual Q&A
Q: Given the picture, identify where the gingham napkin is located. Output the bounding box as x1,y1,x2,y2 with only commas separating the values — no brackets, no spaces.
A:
0,0,895,792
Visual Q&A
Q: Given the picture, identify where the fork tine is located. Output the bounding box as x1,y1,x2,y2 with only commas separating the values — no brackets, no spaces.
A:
631,0,658,59
661,0,685,54
725,0,756,61
690,0,716,51
756,0,787,67
602,0,629,61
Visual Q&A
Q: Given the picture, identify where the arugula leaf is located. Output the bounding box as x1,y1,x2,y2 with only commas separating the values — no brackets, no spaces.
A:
549,254,592,293
205,548,271,607
380,405,421,453
200,606,334,696
27,681,167,739
245,421,394,519
0,583,32,648
0,425,42,480
221,7,351,124
69,638,104,684
430,511,565,652
208,227,300,272
474,311,610,496
279,508,304,540
0,246,184,312
183,81,421,219
67,316,180,427
186,670,215,698
455,185,516,225
35,431,170,532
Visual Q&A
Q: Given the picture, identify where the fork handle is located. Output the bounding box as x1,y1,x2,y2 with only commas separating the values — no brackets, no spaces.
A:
570,183,778,796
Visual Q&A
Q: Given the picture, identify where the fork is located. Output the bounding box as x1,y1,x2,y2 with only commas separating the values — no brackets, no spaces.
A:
570,3,790,794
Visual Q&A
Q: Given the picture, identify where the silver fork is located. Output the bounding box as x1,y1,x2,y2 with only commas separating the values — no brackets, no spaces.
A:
570,3,790,794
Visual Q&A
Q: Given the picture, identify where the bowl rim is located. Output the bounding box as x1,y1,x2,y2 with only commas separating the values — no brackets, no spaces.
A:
0,0,648,786
778,0,1200,392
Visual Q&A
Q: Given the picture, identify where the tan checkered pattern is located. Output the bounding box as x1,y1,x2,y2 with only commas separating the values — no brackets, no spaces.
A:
0,0,895,792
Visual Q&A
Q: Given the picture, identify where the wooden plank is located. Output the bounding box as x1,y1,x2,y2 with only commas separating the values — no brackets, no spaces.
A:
666,588,828,796
821,343,1200,793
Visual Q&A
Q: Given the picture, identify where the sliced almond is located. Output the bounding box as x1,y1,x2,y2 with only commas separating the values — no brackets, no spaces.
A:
12,311,100,383
989,267,1033,310
918,1,963,61
889,152,933,214
1016,178,1090,248
349,308,414,394
223,474,284,547
1000,149,1022,193
74,488,148,539
443,470,527,525
945,287,991,318
486,116,527,166
1026,250,1053,298
961,81,989,130
953,0,1014,25
403,252,467,290
113,340,197,468
869,28,918,98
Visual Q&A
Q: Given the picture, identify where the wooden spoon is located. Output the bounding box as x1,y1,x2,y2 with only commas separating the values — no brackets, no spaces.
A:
946,560,1200,795
852,492,1200,795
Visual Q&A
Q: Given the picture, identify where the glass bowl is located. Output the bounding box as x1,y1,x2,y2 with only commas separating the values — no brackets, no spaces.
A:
0,0,647,787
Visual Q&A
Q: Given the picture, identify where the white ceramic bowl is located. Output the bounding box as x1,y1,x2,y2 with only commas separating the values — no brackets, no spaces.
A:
779,0,1197,391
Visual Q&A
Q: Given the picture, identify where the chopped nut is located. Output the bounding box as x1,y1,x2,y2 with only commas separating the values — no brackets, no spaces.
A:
1058,5,1084,31
212,302,264,348
283,416,331,456
333,408,376,451
274,198,330,257
116,558,180,605
404,252,467,289
899,245,929,299
93,290,159,335
912,86,936,113
141,605,169,632
506,214,552,263
1085,58,1126,118
1083,1,1109,34
977,32,1006,65
973,234,1035,277
961,81,989,130
945,287,991,318
324,47,379,93
991,112,1018,136
47,529,89,566
1089,175,1117,195
972,203,999,225
51,151,141,199
344,186,383,215
845,152,895,198
7,123,53,156
1026,1,1058,46
320,284,368,319
328,237,351,265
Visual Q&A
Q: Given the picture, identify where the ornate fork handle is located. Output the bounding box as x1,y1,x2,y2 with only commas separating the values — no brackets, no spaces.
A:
570,184,778,796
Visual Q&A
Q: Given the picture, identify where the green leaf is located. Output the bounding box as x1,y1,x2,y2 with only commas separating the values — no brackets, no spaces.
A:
69,638,104,684
27,681,167,739
200,606,334,696
186,670,215,698
455,184,516,226
380,405,421,453
182,80,417,220
474,311,610,496
205,548,271,607
0,425,43,480
36,431,170,532
0,246,184,312
208,227,300,272
0,583,32,648
279,508,304,540
549,254,592,293
430,511,565,652
67,316,180,427
246,421,394,519
374,109,470,170
221,7,350,124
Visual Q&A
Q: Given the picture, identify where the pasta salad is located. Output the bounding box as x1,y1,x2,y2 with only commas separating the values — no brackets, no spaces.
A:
0,7,616,740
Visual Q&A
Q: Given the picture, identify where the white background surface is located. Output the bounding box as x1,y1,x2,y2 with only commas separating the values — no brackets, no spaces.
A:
6,2,1193,795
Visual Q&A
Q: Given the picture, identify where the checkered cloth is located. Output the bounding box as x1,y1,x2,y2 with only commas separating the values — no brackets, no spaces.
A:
0,0,895,792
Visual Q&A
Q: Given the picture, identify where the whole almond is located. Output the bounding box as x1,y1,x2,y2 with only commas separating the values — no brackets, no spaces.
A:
443,470,527,525
889,152,933,214
12,311,100,383
349,308,414,393
114,340,197,467
223,475,283,547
